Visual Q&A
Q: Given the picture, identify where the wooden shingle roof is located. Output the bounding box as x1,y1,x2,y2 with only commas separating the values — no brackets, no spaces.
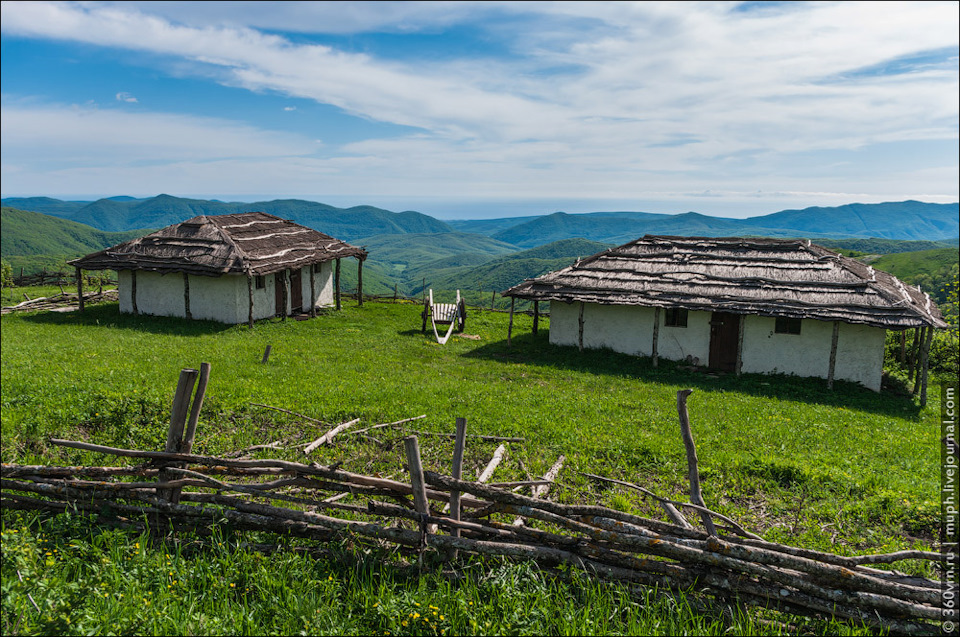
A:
503,235,947,329
69,212,367,277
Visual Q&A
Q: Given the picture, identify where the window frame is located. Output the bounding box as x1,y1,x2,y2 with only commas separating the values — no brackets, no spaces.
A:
664,307,688,328
774,317,802,335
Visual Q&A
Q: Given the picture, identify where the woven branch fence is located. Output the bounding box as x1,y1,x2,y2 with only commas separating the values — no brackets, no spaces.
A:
0,365,945,634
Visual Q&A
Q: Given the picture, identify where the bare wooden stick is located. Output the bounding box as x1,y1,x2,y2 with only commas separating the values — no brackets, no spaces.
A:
303,418,361,454
676,389,716,536
248,402,329,425
160,369,198,502
579,472,756,538
2,462,944,628
180,362,210,455
487,480,553,488
513,455,565,526
348,415,427,435
407,431,524,443
477,444,507,482
404,436,432,542
448,417,467,559
44,439,491,508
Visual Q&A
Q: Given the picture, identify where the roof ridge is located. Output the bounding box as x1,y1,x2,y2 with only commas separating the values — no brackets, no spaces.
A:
207,213,256,274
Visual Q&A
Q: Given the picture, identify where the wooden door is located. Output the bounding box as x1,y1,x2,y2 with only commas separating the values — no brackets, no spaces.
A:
708,312,740,372
289,268,303,313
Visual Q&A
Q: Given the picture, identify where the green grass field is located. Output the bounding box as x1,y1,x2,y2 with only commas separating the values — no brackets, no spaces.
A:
1,298,946,635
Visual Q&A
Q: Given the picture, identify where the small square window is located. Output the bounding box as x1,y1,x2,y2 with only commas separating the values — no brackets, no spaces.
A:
775,317,802,334
664,308,688,327
254,275,266,289
313,263,324,274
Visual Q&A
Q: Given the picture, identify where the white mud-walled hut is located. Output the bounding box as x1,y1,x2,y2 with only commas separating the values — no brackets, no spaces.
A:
503,236,947,393
69,212,367,325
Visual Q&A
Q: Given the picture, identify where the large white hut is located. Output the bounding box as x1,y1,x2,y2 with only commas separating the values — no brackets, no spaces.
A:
503,236,947,393
70,212,367,325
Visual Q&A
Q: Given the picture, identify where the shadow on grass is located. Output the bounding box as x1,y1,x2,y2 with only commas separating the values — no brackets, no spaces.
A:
464,330,923,419
18,302,237,336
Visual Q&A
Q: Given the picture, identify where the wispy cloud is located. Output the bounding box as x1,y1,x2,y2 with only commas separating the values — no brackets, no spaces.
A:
1,1,956,211
115,91,138,103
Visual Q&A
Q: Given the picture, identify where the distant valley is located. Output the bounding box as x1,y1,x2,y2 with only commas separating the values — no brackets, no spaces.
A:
2,196,957,308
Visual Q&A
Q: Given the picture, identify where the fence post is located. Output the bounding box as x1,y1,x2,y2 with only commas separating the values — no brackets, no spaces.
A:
75,267,85,313
448,418,467,561
676,389,716,536
404,436,431,561
158,369,199,504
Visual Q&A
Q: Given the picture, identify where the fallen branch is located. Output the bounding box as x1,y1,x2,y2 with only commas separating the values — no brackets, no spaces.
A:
304,418,361,454
248,403,329,425
580,472,759,540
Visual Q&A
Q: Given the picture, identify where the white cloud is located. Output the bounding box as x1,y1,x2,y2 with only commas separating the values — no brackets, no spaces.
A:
0,1,956,210
115,91,138,103
0,101,316,164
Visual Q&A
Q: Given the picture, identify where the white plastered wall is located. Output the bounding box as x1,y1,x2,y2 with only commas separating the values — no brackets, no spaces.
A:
119,270,246,323
740,316,885,391
298,262,335,309
549,301,885,391
118,269,321,324
549,302,711,363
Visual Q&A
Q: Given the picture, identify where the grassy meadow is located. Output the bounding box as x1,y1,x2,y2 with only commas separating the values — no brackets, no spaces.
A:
1,297,946,635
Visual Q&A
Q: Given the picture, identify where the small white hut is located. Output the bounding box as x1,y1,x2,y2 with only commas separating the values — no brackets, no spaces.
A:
503,236,947,393
70,212,367,325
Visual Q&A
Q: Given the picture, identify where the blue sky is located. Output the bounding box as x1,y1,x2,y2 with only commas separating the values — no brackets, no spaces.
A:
1,1,957,219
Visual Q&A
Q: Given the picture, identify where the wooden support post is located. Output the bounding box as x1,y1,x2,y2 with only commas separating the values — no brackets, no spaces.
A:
261,345,272,364
281,269,289,321
357,259,364,307
394,283,398,302
578,301,585,352
908,327,920,385
491,290,496,311
335,259,342,311
449,417,467,560
75,267,84,313
827,321,840,389
532,301,539,335
912,327,926,395
131,270,138,315
652,307,660,367
183,273,192,320
403,436,431,547
676,389,717,536
899,330,906,364
309,265,316,318
507,297,515,346
735,315,745,376
919,326,933,408
247,275,254,329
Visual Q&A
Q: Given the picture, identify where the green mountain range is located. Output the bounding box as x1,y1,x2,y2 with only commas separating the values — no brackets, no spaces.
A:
2,195,452,240
1,206,145,259
476,201,959,247
2,197,957,303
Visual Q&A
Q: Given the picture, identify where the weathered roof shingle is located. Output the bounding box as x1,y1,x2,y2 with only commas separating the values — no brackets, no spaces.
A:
69,212,366,277
503,235,947,329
